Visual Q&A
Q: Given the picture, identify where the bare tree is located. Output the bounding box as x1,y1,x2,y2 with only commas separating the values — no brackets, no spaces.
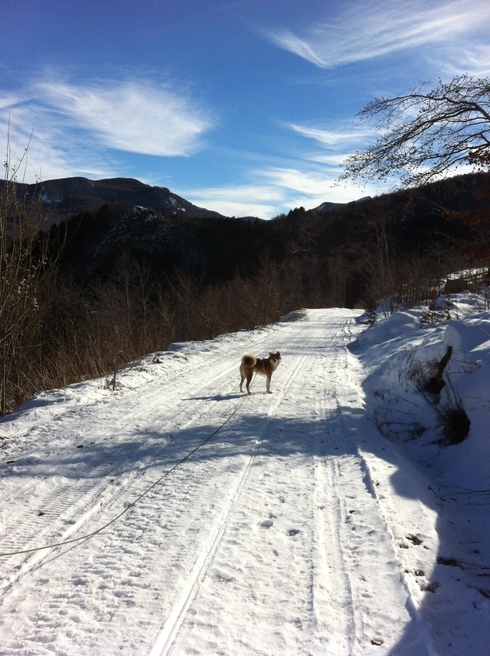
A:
340,75,490,188
0,137,53,414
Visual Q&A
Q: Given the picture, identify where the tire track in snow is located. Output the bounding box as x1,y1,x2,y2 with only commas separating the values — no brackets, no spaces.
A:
0,366,221,597
322,328,437,654
157,312,435,655
152,314,361,655
0,310,433,655
147,323,324,656
0,375,245,598
308,335,358,655
290,314,360,654
0,319,308,652
0,332,273,563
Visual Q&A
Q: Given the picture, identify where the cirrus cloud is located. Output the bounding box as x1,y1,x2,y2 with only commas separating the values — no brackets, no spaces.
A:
268,0,490,72
36,78,215,157
287,123,372,148
0,75,216,182
183,163,385,219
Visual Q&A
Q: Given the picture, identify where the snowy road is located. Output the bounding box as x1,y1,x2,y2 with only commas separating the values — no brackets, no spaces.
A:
0,309,437,654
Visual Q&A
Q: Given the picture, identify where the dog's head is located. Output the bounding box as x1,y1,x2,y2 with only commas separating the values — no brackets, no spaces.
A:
269,351,281,366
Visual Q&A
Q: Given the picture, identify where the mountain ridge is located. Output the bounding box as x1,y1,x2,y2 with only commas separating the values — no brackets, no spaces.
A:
1,176,226,220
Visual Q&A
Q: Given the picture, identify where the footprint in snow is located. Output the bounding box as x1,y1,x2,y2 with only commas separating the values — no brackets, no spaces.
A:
260,520,273,529
288,529,301,537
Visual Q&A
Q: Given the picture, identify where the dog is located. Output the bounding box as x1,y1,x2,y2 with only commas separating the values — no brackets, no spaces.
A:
239,352,281,394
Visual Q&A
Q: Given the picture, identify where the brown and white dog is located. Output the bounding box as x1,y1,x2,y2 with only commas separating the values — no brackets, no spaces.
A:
239,352,282,394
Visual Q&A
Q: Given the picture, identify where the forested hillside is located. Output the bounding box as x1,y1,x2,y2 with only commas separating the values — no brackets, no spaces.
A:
1,171,489,414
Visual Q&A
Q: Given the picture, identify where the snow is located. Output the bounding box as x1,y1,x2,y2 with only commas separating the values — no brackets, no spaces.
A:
1,298,490,655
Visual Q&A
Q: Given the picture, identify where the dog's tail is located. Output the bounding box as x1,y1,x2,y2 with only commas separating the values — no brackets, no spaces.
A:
241,354,255,367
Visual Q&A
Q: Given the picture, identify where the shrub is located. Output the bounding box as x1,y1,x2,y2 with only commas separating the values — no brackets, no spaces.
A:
0,139,56,415
435,399,471,445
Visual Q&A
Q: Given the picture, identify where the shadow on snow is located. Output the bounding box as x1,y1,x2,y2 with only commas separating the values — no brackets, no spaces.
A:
1,390,487,654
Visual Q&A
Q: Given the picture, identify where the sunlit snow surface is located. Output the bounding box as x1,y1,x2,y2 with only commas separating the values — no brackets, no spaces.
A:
1,297,489,655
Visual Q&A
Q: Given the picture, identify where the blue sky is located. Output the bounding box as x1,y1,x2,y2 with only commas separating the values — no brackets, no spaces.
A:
2,0,490,218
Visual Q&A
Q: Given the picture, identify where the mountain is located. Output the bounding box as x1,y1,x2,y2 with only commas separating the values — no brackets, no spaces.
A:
43,170,490,288
2,176,225,220
312,196,372,212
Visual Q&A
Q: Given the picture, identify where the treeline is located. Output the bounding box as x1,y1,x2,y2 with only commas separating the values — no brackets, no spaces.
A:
1,171,488,415
1,203,330,415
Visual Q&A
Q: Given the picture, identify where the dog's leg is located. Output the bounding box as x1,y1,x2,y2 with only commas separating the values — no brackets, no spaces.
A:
246,371,253,394
266,375,272,393
239,363,246,392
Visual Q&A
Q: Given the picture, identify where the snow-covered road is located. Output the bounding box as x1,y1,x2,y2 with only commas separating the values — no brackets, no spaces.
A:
0,309,463,654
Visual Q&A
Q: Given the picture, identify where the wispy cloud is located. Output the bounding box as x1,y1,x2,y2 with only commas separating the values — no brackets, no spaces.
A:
440,43,490,77
182,183,285,218
1,98,115,182
288,123,371,148
184,162,385,219
184,115,387,218
0,75,216,181
268,0,490,70
260,167,335,196
36,79,214,157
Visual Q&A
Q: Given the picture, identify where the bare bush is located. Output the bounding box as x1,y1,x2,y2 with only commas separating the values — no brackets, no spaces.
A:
409,350,471,445
0,139,55,414
435,398,471,445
